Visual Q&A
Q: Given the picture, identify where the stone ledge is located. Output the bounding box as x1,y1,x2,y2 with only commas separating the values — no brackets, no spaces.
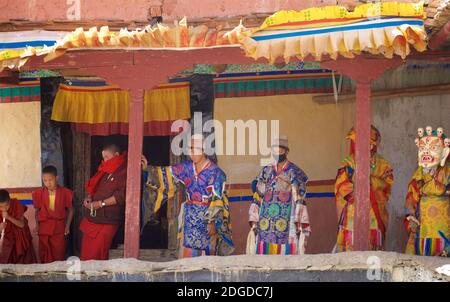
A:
0,252,448,282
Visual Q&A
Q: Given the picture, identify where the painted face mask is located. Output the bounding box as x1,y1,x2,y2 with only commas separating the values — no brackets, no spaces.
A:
415,126,450,170
346,125,380,156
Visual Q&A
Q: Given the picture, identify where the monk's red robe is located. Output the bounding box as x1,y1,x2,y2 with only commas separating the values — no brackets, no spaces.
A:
79,218,119,260
80,153,127,261
0,199,37,264
32,186,72,263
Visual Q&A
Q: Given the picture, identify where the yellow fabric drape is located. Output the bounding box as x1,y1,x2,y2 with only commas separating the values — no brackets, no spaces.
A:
51,82,191,124
51,84,129,123
144,82,191,122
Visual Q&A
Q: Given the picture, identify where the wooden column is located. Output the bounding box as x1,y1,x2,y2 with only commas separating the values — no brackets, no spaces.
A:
124,88,144,258
322,56,402,251
72,131,91,256
353,81,371,250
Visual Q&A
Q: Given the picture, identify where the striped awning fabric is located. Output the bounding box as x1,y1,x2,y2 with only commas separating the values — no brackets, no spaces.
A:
238,2,427,63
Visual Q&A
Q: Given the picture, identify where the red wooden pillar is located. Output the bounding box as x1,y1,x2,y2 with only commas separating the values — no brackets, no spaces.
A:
322,56,402,250
124,88,144,258
353,81,371,250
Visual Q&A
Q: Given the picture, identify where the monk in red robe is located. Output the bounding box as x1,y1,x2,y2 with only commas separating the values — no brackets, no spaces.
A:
33,165,73,263
0,189,37,264
80,143,127,260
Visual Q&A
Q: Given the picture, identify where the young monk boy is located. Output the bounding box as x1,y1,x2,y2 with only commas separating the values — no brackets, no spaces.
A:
0,189,37,264
32,165,73,263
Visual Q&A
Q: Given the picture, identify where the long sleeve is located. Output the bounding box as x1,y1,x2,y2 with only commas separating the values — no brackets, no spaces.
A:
292,168,310,232
403,165,425,235
335,157,355,221
249,168,266,223
112,175,127,206
405,174,421,217
206,171,227,223
205,169,234,256
144,164,179,214
32,189,42,209
370,157,394,209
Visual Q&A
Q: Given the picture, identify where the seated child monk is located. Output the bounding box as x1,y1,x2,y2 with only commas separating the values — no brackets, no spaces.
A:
33,165,73,263
0,189,37,264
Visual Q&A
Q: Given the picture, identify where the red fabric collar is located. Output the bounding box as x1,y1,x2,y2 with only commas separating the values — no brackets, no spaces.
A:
85,152,127,196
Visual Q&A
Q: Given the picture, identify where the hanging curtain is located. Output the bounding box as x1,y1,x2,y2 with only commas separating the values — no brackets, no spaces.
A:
51,82,191,136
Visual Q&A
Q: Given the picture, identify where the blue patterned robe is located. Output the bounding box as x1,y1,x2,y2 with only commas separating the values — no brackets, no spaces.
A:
144,160,234,257
249,161,310,254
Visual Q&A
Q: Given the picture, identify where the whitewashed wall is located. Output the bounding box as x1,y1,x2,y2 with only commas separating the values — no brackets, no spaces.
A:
0,102,42,188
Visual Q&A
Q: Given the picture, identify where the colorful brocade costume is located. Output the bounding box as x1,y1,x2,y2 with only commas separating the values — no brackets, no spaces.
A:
249,161,310,255
144,160,234,258
404,163,450,256
334,154,393,251
404,126,450,256
334,126,393,252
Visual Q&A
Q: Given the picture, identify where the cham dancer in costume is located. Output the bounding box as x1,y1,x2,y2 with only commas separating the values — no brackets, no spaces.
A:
404,126,450,257
249,136,311,255
334,125,393,252
142,134,233,258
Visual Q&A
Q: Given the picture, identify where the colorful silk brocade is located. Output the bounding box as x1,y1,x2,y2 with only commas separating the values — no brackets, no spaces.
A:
405,163,450,256
334,154,393,252
144,160,234,258
249,161,310,255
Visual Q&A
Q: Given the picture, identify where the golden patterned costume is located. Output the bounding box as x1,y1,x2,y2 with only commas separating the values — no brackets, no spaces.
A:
334,126,393,252
405,163,450,256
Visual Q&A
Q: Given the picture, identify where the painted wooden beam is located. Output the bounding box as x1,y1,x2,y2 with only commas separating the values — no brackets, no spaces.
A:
23,50,134,71
23,47,271,72
133,47,263,66
313,83,450,104
428,21,450,50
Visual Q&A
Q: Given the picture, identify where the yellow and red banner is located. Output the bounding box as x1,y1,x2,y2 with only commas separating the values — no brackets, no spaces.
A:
51,82,191,136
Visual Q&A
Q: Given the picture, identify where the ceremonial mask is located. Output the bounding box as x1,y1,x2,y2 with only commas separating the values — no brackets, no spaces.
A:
415,126,450,169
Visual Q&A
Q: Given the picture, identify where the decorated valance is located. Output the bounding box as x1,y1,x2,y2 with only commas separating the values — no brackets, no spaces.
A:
51,82,190,136
0,84,40,103
0,18,244,72
238,2,427,63
213,69,335,98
